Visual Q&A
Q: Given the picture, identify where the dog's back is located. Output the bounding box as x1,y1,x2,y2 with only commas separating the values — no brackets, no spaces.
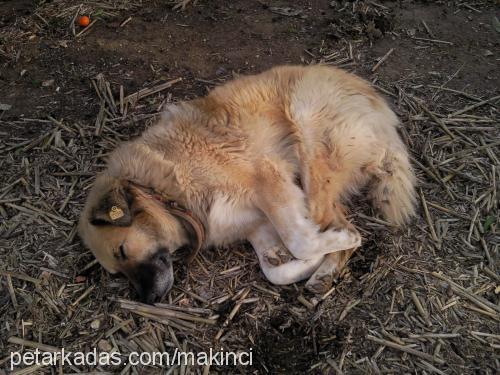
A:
191,65,416,225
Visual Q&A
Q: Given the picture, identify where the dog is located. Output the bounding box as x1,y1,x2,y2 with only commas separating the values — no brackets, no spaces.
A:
79,65,416,303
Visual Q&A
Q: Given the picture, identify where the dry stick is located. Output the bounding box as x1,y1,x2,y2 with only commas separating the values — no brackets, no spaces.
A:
439,166,482,184
431,65,463,101
5,203,73,225
119,85,124,115
155,303,213,315
8,336,61,352
326,358,344,375
410,291,432,327
419,360,446,375
339,299,361,322
131,310,197,331
479,237,493,266
462,3,481,13
252,282,280,298
47,115,76,134
75,19,98,38
372,48,394,72
70,284,96,307
413,37,453,45
419,189,439,243
443,140,500,161
409,333,460,339
421,20,435,38
410,157,453,198
6,275,18,309
366,335,445,364
215,288,251,340
480,137,500,165
463,304,500,321
467,209,479,243
431,272,500,314
356,212,398,227
0,270,41,285
483,267,500,282
297,295,314,310
119,299,216,325
427,85,481,101
69,5,81,36
11,364,47,375
321,285,337,301
124,78,182,104
420,105,455,139
448,95,500,118
120,16,133,27
34,165,40,195
426,201,469,220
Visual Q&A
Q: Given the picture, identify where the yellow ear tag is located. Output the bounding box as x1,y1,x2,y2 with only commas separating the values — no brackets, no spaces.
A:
109,206,124,221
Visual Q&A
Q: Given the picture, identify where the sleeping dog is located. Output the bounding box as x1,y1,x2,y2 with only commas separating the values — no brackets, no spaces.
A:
79,65,416,303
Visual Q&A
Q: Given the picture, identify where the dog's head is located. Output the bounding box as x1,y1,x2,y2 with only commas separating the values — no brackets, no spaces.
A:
78,174,198,304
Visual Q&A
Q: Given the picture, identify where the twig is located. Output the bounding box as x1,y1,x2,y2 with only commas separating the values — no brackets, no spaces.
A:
8,337,60,352
119,299,216,325
448,95,500,118
75,19,98,38
410,291,432,327
372,48,394,72
431,272,500,314
421,20,435,38
419,189,439,243
366,335,445,364
215,288,250,340
413,37,453,45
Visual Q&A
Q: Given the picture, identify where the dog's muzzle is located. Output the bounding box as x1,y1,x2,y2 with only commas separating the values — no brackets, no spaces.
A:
125,249,173,304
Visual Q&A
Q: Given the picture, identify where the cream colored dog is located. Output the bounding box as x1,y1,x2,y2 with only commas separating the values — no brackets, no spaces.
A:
79,65,416,303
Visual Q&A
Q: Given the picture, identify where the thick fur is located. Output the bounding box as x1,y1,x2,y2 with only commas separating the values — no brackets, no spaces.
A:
79,65,416,299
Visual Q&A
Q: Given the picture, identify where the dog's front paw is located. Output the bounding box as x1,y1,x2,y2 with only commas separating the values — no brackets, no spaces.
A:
321,227,361,253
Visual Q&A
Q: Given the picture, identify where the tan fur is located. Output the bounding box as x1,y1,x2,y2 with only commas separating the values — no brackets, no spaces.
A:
79,65,416,297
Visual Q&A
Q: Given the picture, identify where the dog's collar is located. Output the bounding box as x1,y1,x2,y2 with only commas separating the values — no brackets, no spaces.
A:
127,180,205,264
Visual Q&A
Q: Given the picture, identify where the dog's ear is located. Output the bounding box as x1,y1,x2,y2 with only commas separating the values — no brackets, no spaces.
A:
166,206,205,264
89,182,133,227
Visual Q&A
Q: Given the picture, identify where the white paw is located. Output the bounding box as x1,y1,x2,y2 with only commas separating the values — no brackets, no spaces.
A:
321,228,361,253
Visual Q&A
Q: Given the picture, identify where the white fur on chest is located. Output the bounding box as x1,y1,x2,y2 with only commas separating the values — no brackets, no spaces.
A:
206,194,262,246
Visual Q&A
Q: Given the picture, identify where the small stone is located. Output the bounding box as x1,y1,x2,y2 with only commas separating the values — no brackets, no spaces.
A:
42,79,54,87
75,275,86,283
90,319,101,330
98,339,112,352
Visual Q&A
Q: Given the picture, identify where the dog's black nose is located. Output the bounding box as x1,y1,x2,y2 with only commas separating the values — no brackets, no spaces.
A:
127,250,174,304
139,288,161,305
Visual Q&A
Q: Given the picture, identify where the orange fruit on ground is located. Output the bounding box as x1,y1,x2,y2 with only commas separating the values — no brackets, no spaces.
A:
78,16,90,27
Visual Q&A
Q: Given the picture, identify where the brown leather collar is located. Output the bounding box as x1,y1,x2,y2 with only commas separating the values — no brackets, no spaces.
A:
127,181,205,264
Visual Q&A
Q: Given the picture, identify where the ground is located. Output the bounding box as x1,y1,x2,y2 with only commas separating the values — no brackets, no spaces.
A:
0,0,499,374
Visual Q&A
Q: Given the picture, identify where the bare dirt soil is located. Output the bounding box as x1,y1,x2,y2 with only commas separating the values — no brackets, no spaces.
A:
1,1,499,374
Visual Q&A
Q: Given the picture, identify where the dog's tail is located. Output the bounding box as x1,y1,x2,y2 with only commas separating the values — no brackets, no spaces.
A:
369,147,416,226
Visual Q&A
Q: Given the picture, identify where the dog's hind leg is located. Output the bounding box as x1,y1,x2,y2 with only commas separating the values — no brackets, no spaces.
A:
252,158,361,260
248,221,323,285
301,154,361,294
